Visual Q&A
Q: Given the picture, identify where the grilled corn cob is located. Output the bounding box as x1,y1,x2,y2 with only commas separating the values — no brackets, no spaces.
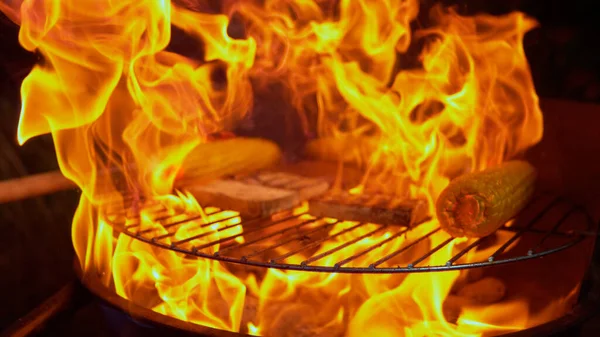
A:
436,160,537,238
178,137,282,183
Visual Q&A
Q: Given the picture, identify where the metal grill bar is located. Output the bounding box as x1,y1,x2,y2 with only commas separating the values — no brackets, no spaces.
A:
445,237,486,266
216,217,320,256
113,194,595,274
123,207,223,230
270,220,354,263
489,198,562,262
242,220,335,260
139,209,230,234
369,227,441,268
527,207,581,255
408,237,454,268
161,219,241,244
190,213,305,250
301,225,388,266
334,227,411,268
152,213,239,241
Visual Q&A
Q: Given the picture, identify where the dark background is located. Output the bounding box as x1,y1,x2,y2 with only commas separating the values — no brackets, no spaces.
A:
1,0,599,330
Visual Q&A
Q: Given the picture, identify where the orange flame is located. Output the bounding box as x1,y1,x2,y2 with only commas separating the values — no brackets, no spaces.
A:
3,0,549,336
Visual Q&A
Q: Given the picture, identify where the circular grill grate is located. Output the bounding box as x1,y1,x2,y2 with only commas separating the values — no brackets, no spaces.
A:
104,193,595,273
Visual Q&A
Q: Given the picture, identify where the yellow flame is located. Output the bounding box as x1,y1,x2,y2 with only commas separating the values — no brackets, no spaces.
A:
247,322,261,336
1,0,552,336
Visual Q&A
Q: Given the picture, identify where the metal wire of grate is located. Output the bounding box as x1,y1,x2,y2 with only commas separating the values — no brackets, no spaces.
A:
104,193,596,274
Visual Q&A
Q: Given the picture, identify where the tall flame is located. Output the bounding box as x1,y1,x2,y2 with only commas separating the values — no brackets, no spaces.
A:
3,0,549,336
233,0,541,206
16,0,256,201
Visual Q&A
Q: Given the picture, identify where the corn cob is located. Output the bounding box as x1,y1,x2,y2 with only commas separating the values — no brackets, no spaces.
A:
177,137,282,184
436,160,537,238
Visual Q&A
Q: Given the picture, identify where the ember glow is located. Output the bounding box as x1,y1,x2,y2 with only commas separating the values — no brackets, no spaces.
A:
4,0,552,335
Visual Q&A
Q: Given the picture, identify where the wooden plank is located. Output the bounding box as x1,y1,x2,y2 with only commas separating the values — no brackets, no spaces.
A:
240,171,330,200
308,192,429,226
188,180,299,218
188,172,330,217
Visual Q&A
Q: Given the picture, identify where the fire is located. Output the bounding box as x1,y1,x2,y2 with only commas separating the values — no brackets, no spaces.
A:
3,0,549,336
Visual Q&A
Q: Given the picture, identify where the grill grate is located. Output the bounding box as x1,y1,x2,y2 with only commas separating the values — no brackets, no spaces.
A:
104,193,595,273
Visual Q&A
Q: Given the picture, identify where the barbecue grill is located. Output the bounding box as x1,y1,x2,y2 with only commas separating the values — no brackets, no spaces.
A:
1,105,599,337
79,190,600,337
